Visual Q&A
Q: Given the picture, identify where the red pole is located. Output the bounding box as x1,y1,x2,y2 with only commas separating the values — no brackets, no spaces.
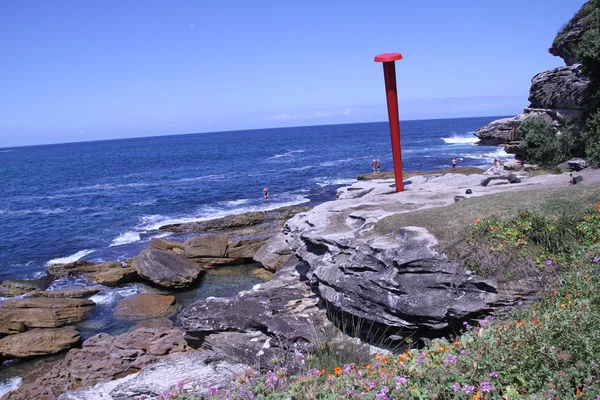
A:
374,52,403,192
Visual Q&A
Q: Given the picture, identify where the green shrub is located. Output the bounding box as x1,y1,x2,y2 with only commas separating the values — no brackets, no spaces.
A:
583,110,600,167
518,118,561,167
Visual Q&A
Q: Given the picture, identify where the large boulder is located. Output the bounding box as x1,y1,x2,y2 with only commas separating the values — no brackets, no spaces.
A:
57,352,249,400
4,327,192,400
132,248,203,289
114,293,176,319
0,298,95,328
149,238,185,254
86,266,138,287
529,65,589,110
184,234,229,258
0,328,79,358
226,237,269,259
253,231,293,271
47,261,122,280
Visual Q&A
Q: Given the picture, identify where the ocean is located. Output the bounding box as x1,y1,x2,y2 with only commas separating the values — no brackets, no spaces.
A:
0,116,511,394
0,116,510,282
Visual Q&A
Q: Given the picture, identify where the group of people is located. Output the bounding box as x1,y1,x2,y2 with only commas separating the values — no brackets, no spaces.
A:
371,159,381,173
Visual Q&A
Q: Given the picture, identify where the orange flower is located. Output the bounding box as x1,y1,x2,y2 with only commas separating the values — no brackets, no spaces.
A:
334,367,342,375
369,370,375,376
380,368,386,374
452,340,462,348
516,320,524,327
382,357,390,363
561,303,566,308
365,363,371,369
318,368,325,375
474,217,480,223
472,391,482,400
375,354,381,360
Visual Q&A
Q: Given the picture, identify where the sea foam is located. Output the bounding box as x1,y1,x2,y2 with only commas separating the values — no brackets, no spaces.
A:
0,376,22,397
110,231,141,247
46,249,95,266
442,134,480,144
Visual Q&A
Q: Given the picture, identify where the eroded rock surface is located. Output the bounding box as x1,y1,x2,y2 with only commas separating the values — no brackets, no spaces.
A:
5,327,192,400
57,352,249,400
114,293,176,319
529,65,589,110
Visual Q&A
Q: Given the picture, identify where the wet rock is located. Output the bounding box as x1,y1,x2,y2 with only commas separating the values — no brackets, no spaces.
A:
114,293,176,320
0,328,80,358
132,248,203,289
31,287,100,299
57,352,249,400
5,327,192,400
0,298,95,328
184,235,228,258
47,261,122,280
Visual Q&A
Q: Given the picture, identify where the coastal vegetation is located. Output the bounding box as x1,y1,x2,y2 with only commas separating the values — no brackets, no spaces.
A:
149,193,600,399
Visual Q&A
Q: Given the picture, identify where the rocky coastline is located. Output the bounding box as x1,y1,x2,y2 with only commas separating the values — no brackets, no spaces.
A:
2,165,598,399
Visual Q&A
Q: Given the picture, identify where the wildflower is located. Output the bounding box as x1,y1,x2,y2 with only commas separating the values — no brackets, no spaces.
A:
161,393,173,400
343,364,352,374
265,371,279,389
326,375,335,383
545,260,553,266
375,353,381,360
462,385,475,394
444,354,457,363
479,382,493,392
208,386,219,395
334,367,342,375
452,382,461,392
461,349,468,355
307,368,320,377
518,301,523,306
368,381,377,389
382,357,390,363
396,376,407,385
463,321,469,326
594,257,599,263
294,351,305,359
345,387,355,396
489,371,499,378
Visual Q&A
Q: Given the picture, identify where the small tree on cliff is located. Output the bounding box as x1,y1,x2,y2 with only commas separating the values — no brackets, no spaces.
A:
518,118,561,167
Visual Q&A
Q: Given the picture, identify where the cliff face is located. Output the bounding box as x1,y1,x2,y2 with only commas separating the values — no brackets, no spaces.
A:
475,2,592,146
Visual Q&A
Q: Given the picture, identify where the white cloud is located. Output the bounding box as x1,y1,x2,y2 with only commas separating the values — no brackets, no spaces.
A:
315,111,331,117
343,108,352,116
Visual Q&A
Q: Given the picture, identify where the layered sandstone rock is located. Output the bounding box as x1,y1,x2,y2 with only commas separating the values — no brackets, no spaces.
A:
0,298,95,328
0,328,79,358
114,293,176,319
5,327,192,400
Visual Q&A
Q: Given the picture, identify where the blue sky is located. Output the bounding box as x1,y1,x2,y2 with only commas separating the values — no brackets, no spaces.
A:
0,0,587,147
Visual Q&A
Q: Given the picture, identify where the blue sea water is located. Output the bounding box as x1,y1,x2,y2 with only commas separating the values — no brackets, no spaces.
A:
0,116,509,282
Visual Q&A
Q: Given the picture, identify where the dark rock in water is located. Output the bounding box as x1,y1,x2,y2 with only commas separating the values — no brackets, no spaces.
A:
0,298,95,328
31,287,100,299
56,352,249,400
184,234,228,258
4,327,192,400
529,65,589,110
159,206,312,233
132,248,203,289
86,266,138,287
481,174,520,187
46,261,138,288
0,327,79,358
114,293,176,320
0,280,42,297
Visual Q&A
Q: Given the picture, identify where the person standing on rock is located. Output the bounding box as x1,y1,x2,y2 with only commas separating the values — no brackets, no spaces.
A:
376,159,381,173
263,186,269,199
452,157,457,169
371,159,377,173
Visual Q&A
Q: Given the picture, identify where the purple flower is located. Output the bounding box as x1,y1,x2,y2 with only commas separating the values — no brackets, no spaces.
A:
463,321,469,326
592,361,596,366
345,388,356,395
518,301,523,306
489,371,499,378
479,381,493,392
594,257,599,263
395,376,407,385
307,368,320,377
546,260,553,266
462,385,475,394
265,371,278,389
452,382,461,392
294,351,305,359
444,354,457,363
343,364,352,374
368,381,377,389
208,386,219,395
326,375,335,383
460,349,467,355
478,320,487,327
